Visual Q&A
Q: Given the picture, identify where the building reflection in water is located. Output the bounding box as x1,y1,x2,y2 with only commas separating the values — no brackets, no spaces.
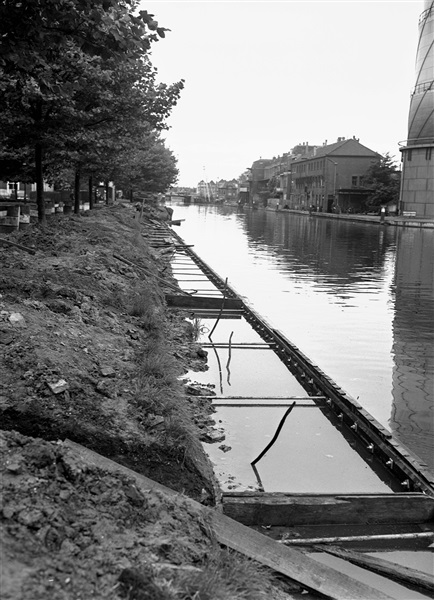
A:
390,229,434,470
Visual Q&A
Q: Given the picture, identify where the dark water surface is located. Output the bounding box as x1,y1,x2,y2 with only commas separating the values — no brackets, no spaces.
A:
170,204,434,471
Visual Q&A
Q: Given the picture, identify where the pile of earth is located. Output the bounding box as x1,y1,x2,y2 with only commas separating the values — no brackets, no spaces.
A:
0,202,216,500
0,202,301,599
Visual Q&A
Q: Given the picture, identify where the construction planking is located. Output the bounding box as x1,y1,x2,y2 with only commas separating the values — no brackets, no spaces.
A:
167,226,434,497
313,545,434,594
165,293,243,310
221,493,434,526
64,440,393,600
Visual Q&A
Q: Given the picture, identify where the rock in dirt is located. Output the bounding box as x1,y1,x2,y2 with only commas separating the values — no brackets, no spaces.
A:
185,383,216,397
99,365,116,378
8,313,26,327
202,428,225,443
47,379,69,395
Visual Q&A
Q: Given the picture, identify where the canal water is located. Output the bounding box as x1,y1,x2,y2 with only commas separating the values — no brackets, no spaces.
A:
170,203,434,473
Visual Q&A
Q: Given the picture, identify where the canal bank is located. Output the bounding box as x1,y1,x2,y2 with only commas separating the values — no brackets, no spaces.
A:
269,206,434,229
2,204,288,600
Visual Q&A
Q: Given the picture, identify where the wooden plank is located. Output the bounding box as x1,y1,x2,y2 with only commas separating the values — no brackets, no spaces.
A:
64,441,392,600
189,310,243,320
200,342,272,347
213,396,326,400
315,545,434,594
283,532,434,545
212,396,326,407
222,493,434,526
202,345,273,350
165,293,243,310
213,400,323,407
0,237,36,255
210,514,393,600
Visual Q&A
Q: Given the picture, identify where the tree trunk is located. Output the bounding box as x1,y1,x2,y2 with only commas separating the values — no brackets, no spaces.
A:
35,143,45,223
105,180,109,205
89,175,93,210
74,168,81,214
129,189,133,203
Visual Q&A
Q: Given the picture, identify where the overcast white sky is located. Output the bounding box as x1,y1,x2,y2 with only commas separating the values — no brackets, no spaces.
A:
141,1,423,186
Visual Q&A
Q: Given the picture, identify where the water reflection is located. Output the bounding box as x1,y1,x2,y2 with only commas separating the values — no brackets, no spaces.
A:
391,228,434,468
245,210,396,293
170,203,434,470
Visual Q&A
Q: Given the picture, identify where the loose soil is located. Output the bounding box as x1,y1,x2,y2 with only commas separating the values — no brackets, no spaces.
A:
0,203,302,599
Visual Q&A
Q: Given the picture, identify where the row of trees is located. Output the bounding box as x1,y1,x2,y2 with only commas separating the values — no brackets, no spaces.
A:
0,0,183,221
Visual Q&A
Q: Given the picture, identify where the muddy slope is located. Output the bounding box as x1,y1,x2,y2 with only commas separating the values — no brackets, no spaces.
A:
0,203,307,600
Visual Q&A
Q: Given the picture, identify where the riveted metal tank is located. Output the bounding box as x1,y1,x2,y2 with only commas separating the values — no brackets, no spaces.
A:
399,0,434,218
407,0,434,145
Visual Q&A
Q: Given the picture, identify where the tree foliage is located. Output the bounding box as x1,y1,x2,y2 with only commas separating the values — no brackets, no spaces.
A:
0,0,183,221
363,153,401,208
112,134,179,195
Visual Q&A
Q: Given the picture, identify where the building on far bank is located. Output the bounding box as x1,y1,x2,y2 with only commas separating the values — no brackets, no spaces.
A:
216,179,238,202
289,137,380,213
248,138,381,213
249,158,272,206
399,0,434,218
196,179,217,201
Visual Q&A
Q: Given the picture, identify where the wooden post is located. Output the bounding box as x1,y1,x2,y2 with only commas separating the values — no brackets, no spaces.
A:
74,169,81,214
89,175,93,210
35,143,45,223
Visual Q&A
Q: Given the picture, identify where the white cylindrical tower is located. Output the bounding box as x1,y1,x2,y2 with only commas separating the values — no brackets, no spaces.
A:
399,0,434,218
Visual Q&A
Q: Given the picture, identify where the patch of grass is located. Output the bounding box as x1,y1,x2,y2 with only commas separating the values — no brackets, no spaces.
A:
128,282,164,332
160,412,197,459
134,378,177,416
191,318,204,341
175,547,273,600
133,339,201,459
136,344,178,384
103,285,125,309
133,341,181,416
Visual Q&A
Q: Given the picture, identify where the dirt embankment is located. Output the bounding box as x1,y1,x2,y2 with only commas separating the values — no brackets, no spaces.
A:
0,204,295,600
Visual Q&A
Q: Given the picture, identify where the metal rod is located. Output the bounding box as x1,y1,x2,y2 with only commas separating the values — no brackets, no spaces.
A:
208,277,228,340
251,463,265,492
226,331,234,385
251,402,297,466
209,343,223,395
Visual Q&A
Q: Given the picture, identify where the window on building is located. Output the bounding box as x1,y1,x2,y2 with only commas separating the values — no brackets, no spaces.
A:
407,150,412,161
351,176,358,187
426,148,432,160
